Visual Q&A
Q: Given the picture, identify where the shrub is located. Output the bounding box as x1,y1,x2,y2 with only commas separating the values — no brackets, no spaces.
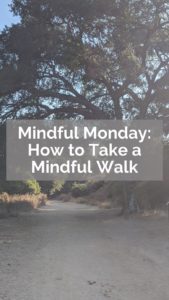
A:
24,180,41,195
0,193,48,216
71,181,105,198
62,181,74,194
1,180,41,195
4,181,26,194
71,182,89,197
39,181,53,195
50,181,64,195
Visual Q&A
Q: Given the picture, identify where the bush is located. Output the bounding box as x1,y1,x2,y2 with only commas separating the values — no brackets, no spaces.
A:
71,182,89,198
0,193,48,216
39,181,53,195
4,181,26,194
71,181,105,198
49,181,64,195
62,182,74,194
0,180,41,195
24,180,41,195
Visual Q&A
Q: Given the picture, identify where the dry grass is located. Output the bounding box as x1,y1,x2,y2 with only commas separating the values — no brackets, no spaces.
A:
0,193,48,217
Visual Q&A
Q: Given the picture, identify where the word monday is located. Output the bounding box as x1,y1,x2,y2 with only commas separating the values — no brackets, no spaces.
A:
18,126,151,143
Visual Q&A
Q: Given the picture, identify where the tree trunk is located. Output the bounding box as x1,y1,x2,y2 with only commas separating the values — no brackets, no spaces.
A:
119,182,129,217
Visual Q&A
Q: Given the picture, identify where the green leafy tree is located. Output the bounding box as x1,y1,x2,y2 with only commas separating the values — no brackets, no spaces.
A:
0,0,169,126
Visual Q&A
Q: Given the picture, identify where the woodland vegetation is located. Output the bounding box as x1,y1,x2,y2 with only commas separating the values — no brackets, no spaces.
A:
1,0,169,213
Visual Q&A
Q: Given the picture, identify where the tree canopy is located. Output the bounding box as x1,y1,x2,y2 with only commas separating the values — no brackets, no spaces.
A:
0,0,169,127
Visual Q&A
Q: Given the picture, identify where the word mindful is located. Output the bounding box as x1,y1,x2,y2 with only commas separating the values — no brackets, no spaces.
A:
18,126,150,143
32,160,138,175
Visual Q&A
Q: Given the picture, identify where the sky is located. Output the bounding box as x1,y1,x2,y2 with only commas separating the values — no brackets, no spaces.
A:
0,0,20,31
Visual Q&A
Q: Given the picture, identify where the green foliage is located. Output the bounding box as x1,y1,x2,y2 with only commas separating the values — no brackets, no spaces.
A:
24,180,41,195
61,181,74,194
71,183,89,198
0,180,41,195
1,1,169,213
71,181,104,198
3,181,26,194
50,181,65,195
39,181,53,195
1,0,169,122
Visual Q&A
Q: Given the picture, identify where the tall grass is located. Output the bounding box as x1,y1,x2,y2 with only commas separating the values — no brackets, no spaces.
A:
0,193,48,216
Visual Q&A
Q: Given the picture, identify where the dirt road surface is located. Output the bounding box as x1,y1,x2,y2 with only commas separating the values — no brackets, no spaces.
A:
0,201,169,300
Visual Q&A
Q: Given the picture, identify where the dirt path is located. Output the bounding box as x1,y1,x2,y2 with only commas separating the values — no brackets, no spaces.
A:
0,201,169,300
